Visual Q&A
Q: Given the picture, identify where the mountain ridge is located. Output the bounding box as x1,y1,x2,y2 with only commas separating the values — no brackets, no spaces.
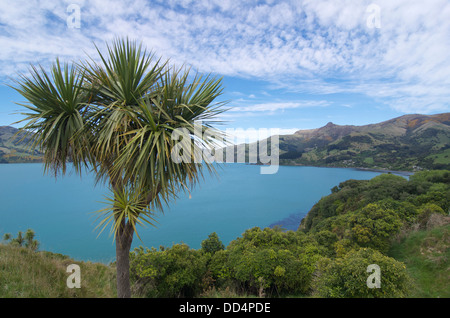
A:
1,112,450,169
225,112,450,171
0,126,42,163
277,112,450,171
292,113,450,138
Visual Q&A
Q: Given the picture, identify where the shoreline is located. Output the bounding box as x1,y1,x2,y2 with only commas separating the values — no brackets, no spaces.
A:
0,159,431,175
246,162,416,176
352,167,414,176
268,212,306,232
266,166,415,232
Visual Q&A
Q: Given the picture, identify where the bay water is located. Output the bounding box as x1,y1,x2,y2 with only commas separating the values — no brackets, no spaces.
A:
0,163,385,263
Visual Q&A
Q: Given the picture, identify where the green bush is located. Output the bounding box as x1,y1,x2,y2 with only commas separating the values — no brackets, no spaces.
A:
348,203,403,253
309,203,404,254
312,230,339,257
201,232,225,255
212,227,324,296
130,244,208,298
129,171,449,298
376,198,418,224
313,248,412,298
3,229,40,251
415,203,447,229
209,249,232,288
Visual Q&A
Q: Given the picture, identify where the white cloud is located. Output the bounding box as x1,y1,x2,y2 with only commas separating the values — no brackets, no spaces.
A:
225,127,300,144
0,0,449,114
230,101,329,113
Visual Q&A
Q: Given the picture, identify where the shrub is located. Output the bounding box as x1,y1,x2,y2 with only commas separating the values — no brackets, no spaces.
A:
2,229,40,251
215,227,324,296
130,244,208,298
313,248,412,298
201,232,225,255
416,203,447,229
348,203,403,253
312,230,339,257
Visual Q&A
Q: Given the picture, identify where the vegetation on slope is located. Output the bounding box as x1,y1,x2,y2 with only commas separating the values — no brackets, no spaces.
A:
0,243,116,298
0,126,42,163
128,170,449,298
279,113,450,171
299,170,450,232
1,170,449,298
389,224,450,298
227,113,450,171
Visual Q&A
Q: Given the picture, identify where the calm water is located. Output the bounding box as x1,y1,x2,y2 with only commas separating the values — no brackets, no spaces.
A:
0,163,384,263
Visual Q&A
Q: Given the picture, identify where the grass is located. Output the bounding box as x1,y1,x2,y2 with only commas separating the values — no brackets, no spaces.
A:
388,224,450,298
0,244,116,298
1,224,448,298
428,148,450,165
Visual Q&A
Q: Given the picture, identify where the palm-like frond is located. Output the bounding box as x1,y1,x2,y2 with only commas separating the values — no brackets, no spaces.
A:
13,38,229,242
93,185,158,242
111,66,228,207
12,59,91,175
80,38,169,186
82,37,167,106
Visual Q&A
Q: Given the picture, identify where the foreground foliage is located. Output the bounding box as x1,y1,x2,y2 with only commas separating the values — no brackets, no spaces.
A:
313,247,412,298
129,170,449,298
12,38,227,298
0,244,116,298
389,224,450,298
1,170,448,298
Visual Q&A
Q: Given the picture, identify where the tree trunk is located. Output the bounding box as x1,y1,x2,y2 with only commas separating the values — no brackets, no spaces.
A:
115,223,134,298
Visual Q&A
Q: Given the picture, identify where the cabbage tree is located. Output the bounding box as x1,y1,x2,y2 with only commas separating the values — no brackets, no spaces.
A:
13,38,227,297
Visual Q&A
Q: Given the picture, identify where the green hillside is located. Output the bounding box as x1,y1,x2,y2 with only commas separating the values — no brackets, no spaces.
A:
297,169,450,298
280,113,450,171
389,224,450,298
3,112,450,169
0,126,42,163
0,244,116,298
230,113,450,171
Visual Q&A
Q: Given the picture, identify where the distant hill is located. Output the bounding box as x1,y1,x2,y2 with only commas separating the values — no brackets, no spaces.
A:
0,126,43,163
3,112,450,170
230,113,450,171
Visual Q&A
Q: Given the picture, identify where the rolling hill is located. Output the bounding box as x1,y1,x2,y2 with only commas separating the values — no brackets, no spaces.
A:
231,113,450,171
0,126,42,163
2,112,450,170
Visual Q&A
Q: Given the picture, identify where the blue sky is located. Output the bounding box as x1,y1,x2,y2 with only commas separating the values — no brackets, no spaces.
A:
1,0,449,141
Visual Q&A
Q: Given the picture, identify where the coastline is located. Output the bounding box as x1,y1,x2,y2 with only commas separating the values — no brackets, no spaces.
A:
352,167,414,176
248,162,416,176
266,165,415,232
268,212,306,231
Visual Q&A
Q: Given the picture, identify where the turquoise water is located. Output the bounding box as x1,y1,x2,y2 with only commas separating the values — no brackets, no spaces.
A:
0,163,384,263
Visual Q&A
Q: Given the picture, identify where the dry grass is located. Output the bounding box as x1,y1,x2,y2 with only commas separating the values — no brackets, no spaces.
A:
0,244,116,298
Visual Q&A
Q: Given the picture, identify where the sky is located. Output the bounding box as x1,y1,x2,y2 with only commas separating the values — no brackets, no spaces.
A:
0,0,449,142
